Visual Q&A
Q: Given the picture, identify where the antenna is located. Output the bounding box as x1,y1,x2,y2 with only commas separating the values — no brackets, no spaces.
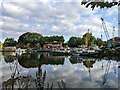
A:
88,29,90,33
112,27,115,46
112,27,115,38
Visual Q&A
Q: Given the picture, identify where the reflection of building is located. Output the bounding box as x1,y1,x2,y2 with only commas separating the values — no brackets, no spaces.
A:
3,46,16,51
0,43,3,49
43,41,63,49
107,37,120,47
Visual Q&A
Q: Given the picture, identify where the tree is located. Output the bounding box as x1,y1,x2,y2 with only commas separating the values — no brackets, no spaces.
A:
49,36,65,42
42,35,65,43
77,37,84,46
3,38,17,47
95,38,104,47
83,32,96,47
18,32,43,49
81,0,119,10
41,36,50,43
68,36,83,47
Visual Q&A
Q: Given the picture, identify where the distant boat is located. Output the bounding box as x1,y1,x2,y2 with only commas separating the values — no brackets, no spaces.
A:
71,50,80,56
79,51,97,56
72,53,79,56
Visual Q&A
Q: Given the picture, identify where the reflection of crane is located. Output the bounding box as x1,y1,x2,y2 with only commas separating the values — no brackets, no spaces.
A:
101,18,110,41
102,60,111,85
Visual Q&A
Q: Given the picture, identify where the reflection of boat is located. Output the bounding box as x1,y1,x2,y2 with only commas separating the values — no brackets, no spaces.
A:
51,51,71,56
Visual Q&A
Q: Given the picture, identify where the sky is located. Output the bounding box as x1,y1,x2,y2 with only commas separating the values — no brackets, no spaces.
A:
0,0,118,42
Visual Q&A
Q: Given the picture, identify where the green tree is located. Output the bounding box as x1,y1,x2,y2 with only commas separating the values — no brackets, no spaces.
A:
18,32,42,49
3,38,17,47
68,37,78,47
83,32,96,47
81,1,119,10
68,37,83,47
77,37,84,46
49,36,65,42
42,36,50,43
95,38,104,47
42,35,65,43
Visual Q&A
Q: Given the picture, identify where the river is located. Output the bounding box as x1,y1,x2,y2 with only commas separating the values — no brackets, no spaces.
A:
0,52,119,89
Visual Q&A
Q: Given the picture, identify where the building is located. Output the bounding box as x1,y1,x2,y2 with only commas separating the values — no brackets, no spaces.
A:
43,41,63,49
107,37,120,47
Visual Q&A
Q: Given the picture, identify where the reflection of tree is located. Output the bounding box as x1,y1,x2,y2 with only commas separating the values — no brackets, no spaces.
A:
2,53,67,89
70,56,83,64
2,60,66,89
35,64,46,90
83,59,96,77
3,52,17,63
57,80,67,89
83,59,95,68
18,53,64,68
2,58,47,89
2,60,32,89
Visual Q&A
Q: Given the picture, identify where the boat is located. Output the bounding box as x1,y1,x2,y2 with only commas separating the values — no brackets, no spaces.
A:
71,49,80,56
72,52,79,56
79,51,97,56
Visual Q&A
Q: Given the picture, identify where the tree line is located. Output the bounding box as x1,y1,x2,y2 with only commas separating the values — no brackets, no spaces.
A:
3,32,106,49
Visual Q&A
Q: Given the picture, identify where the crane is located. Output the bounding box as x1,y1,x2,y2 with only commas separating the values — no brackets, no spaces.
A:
101,18,110,41
101,18,113,85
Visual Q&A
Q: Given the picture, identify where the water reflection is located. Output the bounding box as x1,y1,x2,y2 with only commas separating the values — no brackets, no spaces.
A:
3,52,17,63
18,53,64,68
1,52,119,89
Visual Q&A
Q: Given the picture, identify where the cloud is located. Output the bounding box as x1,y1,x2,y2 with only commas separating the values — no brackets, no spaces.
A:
1,1,118,42
40,58,118,88
106,6,118,16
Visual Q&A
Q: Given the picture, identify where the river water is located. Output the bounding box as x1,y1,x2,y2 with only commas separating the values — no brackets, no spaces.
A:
0,52,119,89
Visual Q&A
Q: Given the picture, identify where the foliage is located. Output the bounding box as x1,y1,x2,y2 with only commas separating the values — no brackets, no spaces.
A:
95,38,105,47
50,36,65,42
81,1,119,10
68,36,83,47
3,38,17,47
18,32,42,49
83,32,96,47
42,36,65,43
83,60,96,68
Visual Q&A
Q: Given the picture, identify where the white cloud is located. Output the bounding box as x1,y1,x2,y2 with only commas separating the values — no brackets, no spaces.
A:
106,6,118,16
1,1,118,42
